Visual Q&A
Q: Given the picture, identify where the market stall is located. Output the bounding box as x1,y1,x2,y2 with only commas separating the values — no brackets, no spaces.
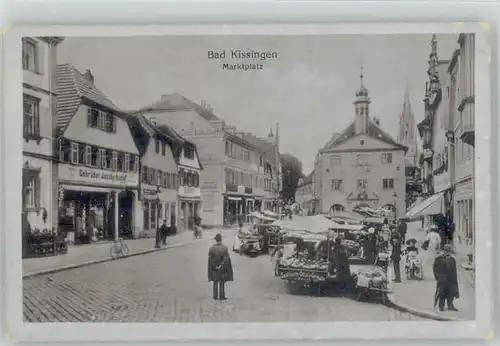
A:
232,211,279,256
272,215,390,300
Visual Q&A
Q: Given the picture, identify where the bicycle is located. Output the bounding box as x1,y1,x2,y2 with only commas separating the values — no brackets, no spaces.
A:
109,238,130,259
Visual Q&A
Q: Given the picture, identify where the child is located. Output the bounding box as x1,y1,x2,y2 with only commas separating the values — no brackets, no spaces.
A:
405,239,419,255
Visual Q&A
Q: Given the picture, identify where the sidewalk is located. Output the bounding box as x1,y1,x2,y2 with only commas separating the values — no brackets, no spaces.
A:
387,221,475,321
23,228,227,278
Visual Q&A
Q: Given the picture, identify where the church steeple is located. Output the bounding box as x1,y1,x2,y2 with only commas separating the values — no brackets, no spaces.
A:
398,83,417,167
268,127,274,138
275,122,280,147
353,66,371,134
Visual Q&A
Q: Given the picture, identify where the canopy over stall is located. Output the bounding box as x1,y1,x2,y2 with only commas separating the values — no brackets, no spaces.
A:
272,215,342,232
329,211,366,222
261,210,279,219
403,191,445,220
247,211,276,222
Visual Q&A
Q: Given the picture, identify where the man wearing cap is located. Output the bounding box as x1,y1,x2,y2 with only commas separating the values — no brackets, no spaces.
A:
433,244,459,311
208,233,234,300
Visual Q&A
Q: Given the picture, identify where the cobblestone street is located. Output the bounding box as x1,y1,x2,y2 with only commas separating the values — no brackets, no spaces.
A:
24,236,425,322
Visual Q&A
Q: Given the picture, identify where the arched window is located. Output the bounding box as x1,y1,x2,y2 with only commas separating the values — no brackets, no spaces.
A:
329,204,345,216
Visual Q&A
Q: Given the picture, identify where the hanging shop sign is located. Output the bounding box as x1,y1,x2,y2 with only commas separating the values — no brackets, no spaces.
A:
59,164,139,188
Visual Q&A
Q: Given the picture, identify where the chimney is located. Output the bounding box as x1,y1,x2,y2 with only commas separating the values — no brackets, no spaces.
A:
201,100,207,109
207,103,213,112
374,117,380,126
84,69,94,83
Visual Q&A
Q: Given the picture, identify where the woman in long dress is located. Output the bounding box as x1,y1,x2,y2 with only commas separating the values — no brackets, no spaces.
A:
424,227,442,265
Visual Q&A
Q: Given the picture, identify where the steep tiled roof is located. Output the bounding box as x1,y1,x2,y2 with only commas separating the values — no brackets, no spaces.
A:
56,63,123,133
322,119,405,151
139,93,219,121
127,113,189,164
153,124,203,169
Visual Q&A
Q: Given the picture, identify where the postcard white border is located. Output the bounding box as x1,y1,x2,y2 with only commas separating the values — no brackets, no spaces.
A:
2,22,492,342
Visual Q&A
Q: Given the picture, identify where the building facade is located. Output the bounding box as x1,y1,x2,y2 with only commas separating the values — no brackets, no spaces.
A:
413,34,475,263
22,37,64,235
127,114,181,237
136,94,281,227
295,173,313,213
413,35,454,233
176,140,203,232
56,65,140,243
452,34,475,262
317,72,406,218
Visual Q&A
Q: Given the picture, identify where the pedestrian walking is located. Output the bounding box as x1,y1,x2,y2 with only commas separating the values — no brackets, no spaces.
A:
433,244,459,311
391,236,402,283
423,226,441,266
159,219,169,245
208,233,234,300
398,219,407,243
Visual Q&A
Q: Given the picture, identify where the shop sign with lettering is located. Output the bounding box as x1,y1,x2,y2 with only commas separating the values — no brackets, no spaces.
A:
142,188,159,198
201,182,218,191
59,164,139,187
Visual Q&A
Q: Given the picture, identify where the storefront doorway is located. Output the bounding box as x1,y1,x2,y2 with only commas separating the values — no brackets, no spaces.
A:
59,191,109,244
59,189,136,244
119,190,135,239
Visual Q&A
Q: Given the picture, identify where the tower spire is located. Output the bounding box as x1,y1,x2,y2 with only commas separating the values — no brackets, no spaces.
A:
275,122,280,145
404,82,411,108
360,65,364,86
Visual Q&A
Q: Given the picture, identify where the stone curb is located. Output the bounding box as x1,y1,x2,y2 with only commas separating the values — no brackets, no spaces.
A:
386,292,461,321
385,261,461,322
23,237,211,279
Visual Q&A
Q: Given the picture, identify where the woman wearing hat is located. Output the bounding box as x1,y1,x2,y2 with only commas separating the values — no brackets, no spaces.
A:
433,244,459,311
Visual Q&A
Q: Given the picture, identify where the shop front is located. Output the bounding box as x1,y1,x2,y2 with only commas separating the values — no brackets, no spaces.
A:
178,181,202,232
58,164,139,244
223,194,256,225
141,185,178,236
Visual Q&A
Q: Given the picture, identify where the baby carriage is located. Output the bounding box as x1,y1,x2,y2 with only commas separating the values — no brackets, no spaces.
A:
405,238,423,280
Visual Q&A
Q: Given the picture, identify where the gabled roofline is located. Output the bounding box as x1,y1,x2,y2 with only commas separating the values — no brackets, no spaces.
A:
319,132,407,153
38,37,64,45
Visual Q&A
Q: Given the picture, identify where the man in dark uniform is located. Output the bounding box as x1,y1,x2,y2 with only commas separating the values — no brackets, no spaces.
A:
391,236,402,283
433,244,459,311
208,233,234,300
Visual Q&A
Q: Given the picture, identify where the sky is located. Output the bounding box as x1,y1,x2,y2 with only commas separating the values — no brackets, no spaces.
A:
58,34,458,174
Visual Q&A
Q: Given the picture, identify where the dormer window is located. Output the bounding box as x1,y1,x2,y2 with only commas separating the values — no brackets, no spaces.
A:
87,108,116,133
184,144,195,160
